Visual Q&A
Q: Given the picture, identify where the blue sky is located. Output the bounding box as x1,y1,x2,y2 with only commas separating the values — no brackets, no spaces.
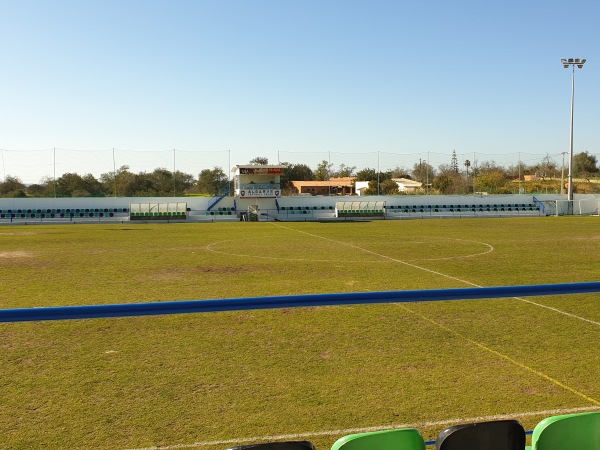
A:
1,0,598,183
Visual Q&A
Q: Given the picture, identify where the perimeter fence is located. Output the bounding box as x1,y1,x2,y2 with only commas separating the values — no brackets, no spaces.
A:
1,147,589,185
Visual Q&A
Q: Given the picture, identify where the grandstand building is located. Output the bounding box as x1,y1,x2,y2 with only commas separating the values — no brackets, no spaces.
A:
1,163,598,223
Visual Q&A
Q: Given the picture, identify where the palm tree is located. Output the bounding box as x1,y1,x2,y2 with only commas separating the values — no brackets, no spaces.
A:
464,159,471,177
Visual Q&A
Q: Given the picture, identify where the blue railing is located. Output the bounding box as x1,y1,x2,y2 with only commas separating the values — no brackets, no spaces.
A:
207,188,231,211
533,196,545,213
2,282,599,323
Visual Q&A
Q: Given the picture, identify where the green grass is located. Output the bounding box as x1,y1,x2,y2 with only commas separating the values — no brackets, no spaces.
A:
1,218,599,449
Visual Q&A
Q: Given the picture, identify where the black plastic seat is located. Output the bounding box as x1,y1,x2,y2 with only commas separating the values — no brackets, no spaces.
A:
436,419,525,450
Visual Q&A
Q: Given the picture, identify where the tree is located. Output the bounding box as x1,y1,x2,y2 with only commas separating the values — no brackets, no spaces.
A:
0,176,26,197
129,172,158,197
147,168,175,196
364,180,379,195
506,161,531,180
81,173,107,196
573,151,599,180
474,171,510,194
477,160,506,175
379,178,399,195
101,165,137,197
249,156,268,165
359,170,391,195
450,149,459,173
58,173,98,197
355,168,378,182
331,163,356,178
433,164,464,194
389,166,411,179
280,163,314,192
532,154,558,180
174,170,196,195
314,160,333,181
411,161,435,183
146,168,194,196
196,167,229,195
27,177,55,197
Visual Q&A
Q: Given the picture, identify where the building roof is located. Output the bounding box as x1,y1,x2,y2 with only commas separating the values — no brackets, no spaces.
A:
392,177,422,187
290,178,354,188
231,164,287,173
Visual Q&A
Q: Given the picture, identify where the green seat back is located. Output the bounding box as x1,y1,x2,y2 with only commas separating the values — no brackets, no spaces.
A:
331,428,425,450
531,412,600,450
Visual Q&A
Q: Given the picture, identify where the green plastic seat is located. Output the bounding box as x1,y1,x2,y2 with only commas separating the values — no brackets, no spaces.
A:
331,428,425,450
528,411,600,450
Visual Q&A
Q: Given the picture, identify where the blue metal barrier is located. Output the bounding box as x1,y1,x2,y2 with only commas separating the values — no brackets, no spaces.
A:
1,282,599,323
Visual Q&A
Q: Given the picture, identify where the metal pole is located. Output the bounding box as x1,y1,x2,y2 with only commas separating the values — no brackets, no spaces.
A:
328,151,331,196
518,153,521,194
560,152,566,195
473,151,476,194
427,151,430,195
1,149,5,182
113,148,117,197
53,147,56,198
173,149,176,197
567,66,575,201
377,151,380,196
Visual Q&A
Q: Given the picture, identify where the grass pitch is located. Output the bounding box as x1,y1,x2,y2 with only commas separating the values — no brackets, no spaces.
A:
1,217,599,449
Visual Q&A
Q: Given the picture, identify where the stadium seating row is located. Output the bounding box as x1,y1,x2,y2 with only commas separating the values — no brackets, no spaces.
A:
276,204,540,213
280,206,334,210
0,212,117,219
387,203,538,209
387,203,539,212
337,209,384,217
0,207,131,220
130,212,187,219
205,211,234,216
225,411,600,450
388,207,539,213
0,207,129,214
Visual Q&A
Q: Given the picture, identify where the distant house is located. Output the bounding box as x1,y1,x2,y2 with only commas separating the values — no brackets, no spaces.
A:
289,177,355,195
356,178,423,195
392,178,422,192
355,181,370,196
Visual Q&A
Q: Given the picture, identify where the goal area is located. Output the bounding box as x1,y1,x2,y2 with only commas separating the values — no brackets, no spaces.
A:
547,199,600,216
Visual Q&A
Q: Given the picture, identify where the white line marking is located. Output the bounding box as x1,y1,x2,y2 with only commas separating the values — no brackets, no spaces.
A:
271,223,600,327
204,237,494,263
270,223,482,287
125,406,600,450
516,297,600,327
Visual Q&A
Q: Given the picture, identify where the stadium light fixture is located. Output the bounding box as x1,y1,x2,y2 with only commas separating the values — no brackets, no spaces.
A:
561,57,586,202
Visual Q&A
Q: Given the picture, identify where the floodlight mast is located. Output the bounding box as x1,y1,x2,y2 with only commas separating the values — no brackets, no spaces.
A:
561,58,586,201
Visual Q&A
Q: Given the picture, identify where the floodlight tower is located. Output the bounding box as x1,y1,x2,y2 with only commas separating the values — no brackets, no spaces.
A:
561,58,586,201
